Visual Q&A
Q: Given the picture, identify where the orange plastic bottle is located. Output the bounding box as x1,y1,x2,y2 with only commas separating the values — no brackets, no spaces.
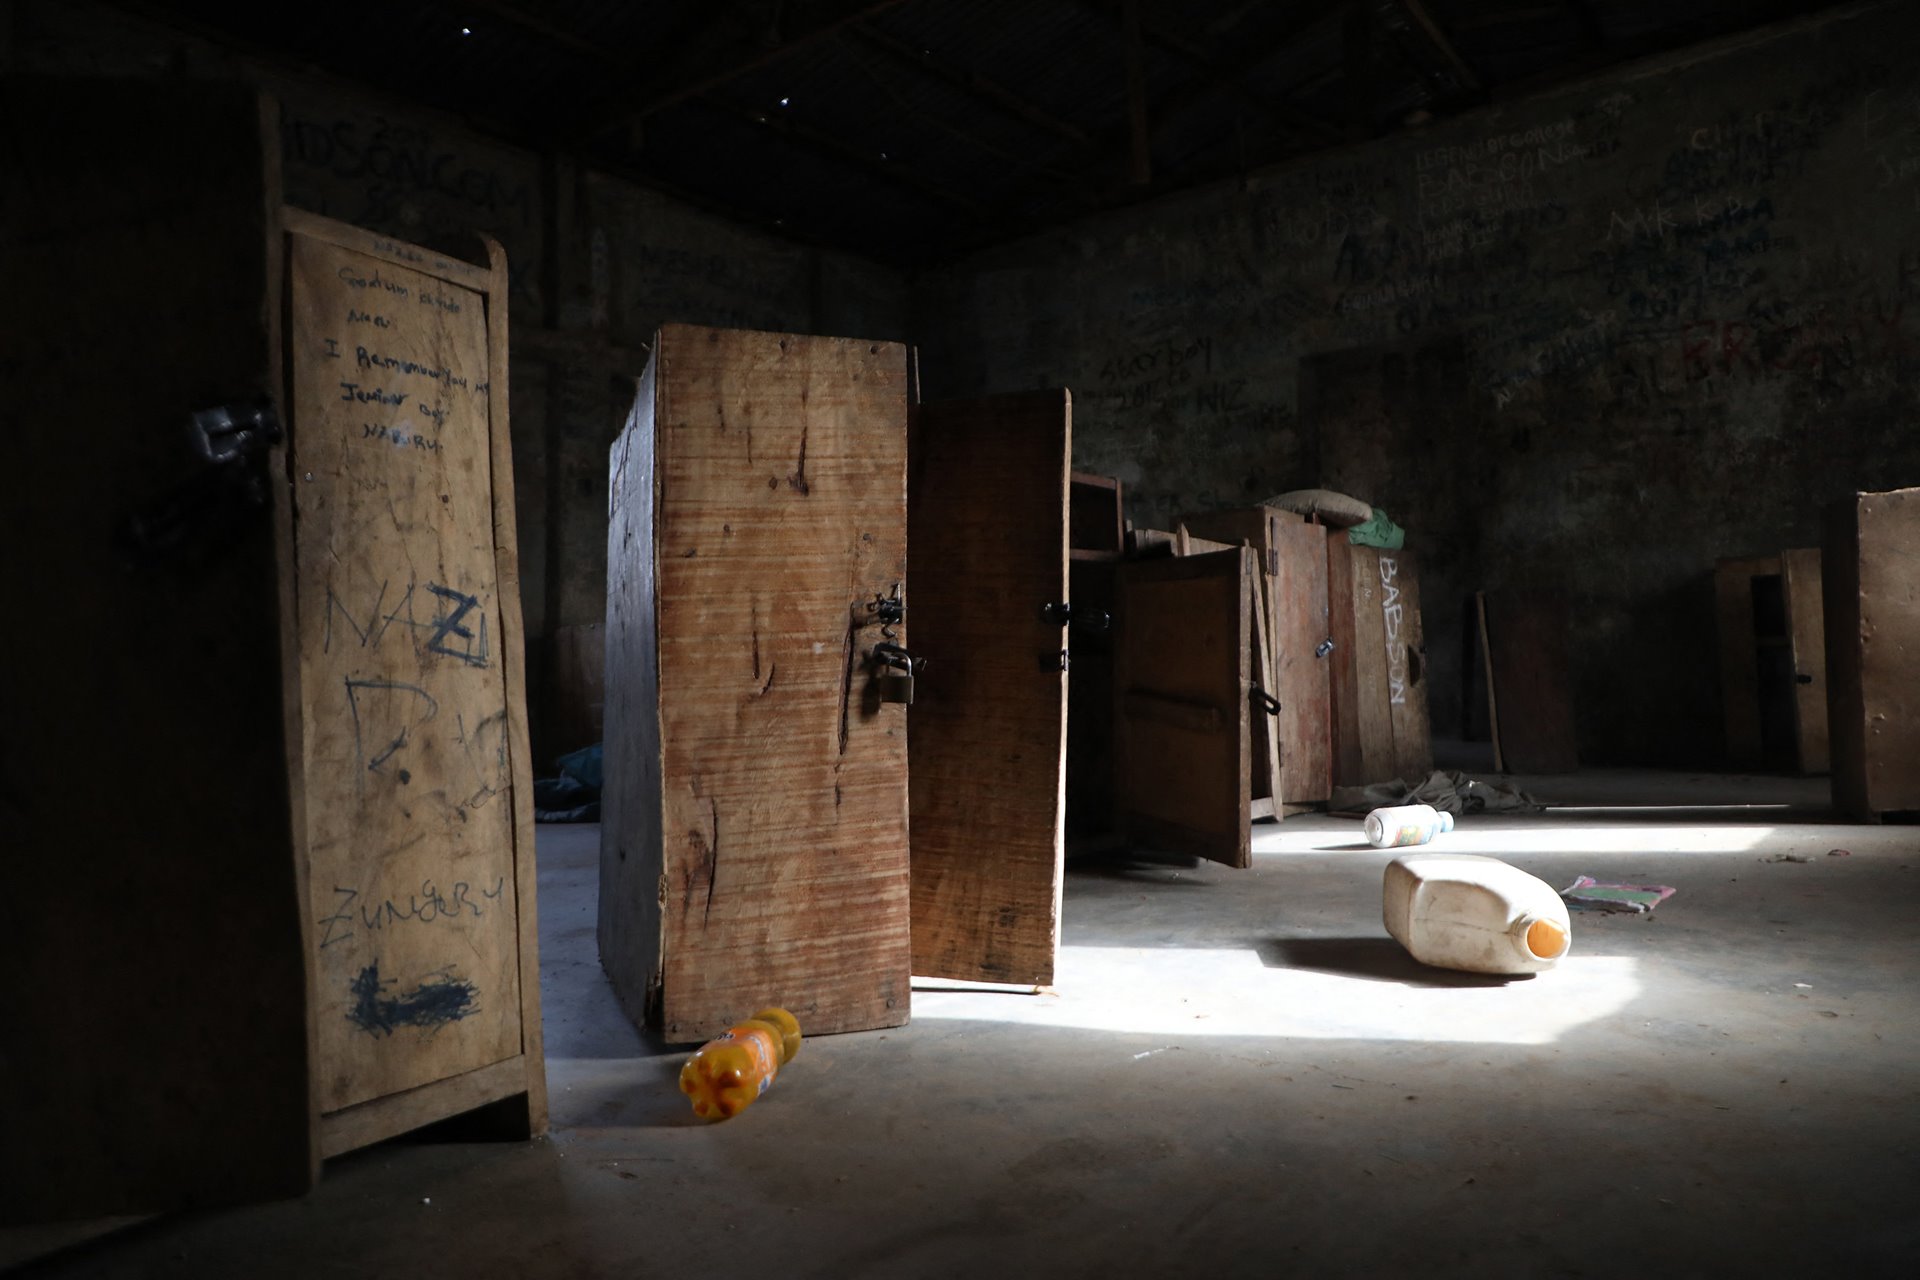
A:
679,1007,803,1121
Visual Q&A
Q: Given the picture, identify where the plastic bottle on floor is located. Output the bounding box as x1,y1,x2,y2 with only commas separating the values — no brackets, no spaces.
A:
679,1007,803,1121
1383,852,1572,975
1364,803,1455,848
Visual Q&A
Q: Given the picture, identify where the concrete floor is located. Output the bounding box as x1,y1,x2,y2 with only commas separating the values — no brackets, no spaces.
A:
13,765,1920,1277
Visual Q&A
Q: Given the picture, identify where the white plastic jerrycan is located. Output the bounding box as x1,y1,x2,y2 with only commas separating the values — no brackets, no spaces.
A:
1383,852,1572,975
1364,803,1454,848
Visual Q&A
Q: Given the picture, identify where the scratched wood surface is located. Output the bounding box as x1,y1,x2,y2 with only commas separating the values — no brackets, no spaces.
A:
1117,549,1253,868
0,80,317,1219
611,325,913,1044
1378,550,1434,779
1825,489,1920,816
907,391,1069,985
290,233,523,1112
1781,548,1830,775
1273,515,1332,802
1714,555,1778,769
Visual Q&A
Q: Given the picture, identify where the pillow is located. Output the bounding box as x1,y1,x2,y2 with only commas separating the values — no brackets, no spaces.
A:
1265,488,1371,528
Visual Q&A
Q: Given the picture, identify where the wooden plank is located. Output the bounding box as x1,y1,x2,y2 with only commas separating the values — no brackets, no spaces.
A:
1476,592,1505,773
1715,555,1779,769
477,233,546,1139
1379,550,1433,779
317,1054,532,1158
1116,549,1253,867
1250,570,1283,808
0,79,313,1218
907,391,1069,986
1272,515,1332,802
628,325,912,1044
288,231,524,1113
1781,548,1830,775
1347,546,1397,783
599,361,665,1033
1066,556,1121,848
1482,590,1579,774
1852,490,1920,813
1326,536,1365,786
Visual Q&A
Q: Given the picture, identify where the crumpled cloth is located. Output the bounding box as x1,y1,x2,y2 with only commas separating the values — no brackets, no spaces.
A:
1329,769,1541,817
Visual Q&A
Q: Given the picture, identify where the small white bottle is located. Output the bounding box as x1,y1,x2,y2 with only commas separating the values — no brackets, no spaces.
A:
1364,803,1454,848
1382,852,1572,975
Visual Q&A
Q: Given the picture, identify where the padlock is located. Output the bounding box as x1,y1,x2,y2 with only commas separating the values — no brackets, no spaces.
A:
880,669,915,705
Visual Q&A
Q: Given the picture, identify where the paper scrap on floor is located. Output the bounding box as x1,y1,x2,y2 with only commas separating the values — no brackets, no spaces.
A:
1560,875,1676,914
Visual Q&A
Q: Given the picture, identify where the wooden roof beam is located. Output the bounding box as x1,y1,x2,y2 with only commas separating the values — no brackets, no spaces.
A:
844,21,1091,145
699,92,989,215
568,0,916,144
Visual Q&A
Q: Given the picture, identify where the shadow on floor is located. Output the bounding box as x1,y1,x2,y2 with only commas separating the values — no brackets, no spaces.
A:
1255,937,1531,989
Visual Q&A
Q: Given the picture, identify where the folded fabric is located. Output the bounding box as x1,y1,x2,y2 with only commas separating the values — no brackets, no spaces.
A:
1329,769,1541,817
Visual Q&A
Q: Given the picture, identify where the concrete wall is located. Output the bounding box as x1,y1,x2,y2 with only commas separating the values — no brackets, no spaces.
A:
10,0,911,763
913,0,1920,766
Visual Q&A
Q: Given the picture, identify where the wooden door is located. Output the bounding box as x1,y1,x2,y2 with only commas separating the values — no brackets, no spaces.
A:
1781,548,1829,774
1116,549,1255,867
1479,590,1578,774
602,325,912,1044
0,80,316,1219
907,391,1070,985
1714,555,1780,769
1824,489,1920,818
1272,515,1332,801
287,222,531,1114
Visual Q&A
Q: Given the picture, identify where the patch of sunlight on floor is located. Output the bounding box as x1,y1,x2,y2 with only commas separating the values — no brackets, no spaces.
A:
1252,823,1781,856
914,945,1641,1045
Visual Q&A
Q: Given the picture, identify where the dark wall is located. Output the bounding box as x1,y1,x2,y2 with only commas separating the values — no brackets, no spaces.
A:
914,0,1920,766
10,0,911,764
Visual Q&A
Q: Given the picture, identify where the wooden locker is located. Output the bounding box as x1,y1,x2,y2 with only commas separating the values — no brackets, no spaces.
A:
1183,506,1333,803
1825,489,1920,819
1328,540,1432,786
1,82,543,1222
601,325,912,1044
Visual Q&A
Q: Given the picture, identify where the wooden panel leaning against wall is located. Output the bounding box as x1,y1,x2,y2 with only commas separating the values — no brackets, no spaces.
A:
601,325,912,1046
0,80,543,1224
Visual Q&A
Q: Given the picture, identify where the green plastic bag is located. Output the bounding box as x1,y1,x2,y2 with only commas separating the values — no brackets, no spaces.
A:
1347,507,1405,550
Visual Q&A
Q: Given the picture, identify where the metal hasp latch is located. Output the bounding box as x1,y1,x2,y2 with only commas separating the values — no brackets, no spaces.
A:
860,585,924,704
1042,601,1110,632
1315,637,1336,658
1041,600,1108,672
118,400,284,567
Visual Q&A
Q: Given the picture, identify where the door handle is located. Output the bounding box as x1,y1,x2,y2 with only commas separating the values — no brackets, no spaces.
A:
1042,602,1109,632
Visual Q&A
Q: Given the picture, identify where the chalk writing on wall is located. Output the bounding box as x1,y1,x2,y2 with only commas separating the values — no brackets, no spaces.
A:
1381,556,1408,706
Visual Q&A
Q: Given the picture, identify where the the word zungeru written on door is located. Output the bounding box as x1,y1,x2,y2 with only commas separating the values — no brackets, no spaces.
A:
288,233,521,1111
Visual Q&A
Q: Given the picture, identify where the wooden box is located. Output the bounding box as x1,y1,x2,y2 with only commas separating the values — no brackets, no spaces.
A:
600,325,912,1043
1714,551,1827,774
1327,540,1432,786
1,82,544,1221
1824,490,1920,819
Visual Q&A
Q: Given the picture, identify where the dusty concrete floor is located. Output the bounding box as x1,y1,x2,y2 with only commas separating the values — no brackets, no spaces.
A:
13,765,1920,1277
